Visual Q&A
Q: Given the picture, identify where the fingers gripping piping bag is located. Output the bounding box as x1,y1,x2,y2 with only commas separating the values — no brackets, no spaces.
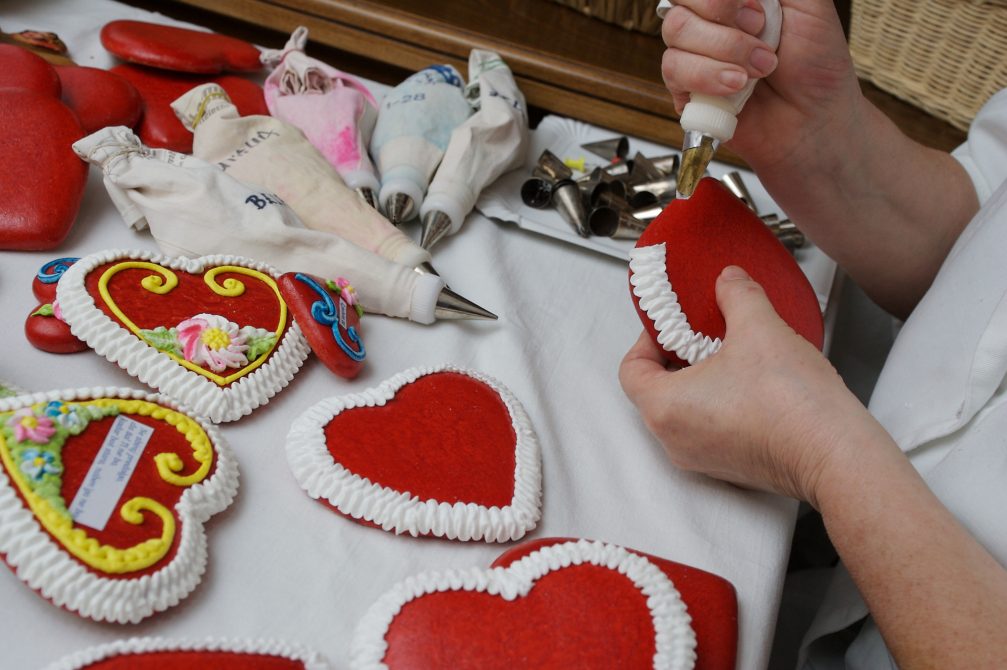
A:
419,49,530,251
171,82,432,270
369,64,473,224
71,126,445,324
260,27,382,211
656,0,783,198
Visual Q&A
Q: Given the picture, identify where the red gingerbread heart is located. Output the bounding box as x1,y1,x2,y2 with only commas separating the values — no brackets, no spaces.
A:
56,65,142,134
278,272,366,380
111,64,267,152
629,177,823,366
101,20,262,74
32,257,79,304
57,250,311,423
351,539,704,669
0,44,60,95
0,387,238,623
285,365,542,542
0,89,87,250
24,303,87,354
47,638,328,669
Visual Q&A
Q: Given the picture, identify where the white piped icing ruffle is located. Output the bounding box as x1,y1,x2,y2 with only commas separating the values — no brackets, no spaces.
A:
43,636,329,670
0,387,239,624
629,243,722,365
349,539,697,670
285,364,542,543
57,249,312,423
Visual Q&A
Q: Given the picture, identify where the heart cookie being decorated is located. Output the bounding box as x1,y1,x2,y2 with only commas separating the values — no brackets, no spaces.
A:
57,250,311,423
285,365,541,542
0,387,238,623
43,637,328,670
629,177,823,366
350,539,704,670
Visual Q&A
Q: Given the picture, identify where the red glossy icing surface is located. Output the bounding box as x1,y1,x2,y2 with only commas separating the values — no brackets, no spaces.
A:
24,308,87,354
79,651,304,669
278,273,364,380
100,20,262,74
0,44,60,95
323,372,517,508
56,65,142,134
111,64,267,152
631,177,824,366
0,90,86,250
493,538,738,670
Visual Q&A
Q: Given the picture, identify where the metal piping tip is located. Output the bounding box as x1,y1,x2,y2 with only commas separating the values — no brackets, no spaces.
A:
551,179,591,238
385,193,415,225
628,190,660,210
521,177,554,209
356,187,379,210
588,206,648,239
677,132,718,199
534,149,573,182
628,175,678,203
627,152,663,185
581,136,629,162
650,153,680,177
589,180,628,209
413,260,441,276
435,286,498,321
721,171,758,213
419,210,453,250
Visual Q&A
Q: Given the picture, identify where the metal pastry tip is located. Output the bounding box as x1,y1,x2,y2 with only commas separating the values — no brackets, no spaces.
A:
356,187,379,210
721,171,757,213
419,210,453,250
385,193,415,225
581,136,629,162
676,132,718,199
551,180,591,238
521,177,554,209
435,286,498,321
588,207,647,239
413,261,441,276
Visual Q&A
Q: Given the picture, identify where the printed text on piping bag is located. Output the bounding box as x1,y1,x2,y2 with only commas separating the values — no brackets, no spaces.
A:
260,27,382,203
171,83,432,270
419,49,529,249
369,65,473,222
71,126,444,324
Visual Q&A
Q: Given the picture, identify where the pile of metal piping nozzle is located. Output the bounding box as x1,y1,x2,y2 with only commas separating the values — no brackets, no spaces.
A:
520,136,806,251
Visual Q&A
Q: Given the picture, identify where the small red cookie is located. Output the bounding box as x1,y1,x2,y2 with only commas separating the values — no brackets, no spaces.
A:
629,177,823,366
111,64,267,152
24,303,87,354
101,20,262,74
0,44,60,96
0,90,86,250
32,257,79,303
56,65,142,134
278,272,365,380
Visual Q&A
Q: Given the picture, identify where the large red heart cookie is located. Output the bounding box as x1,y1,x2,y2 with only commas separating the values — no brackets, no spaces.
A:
111,64,267,152
351,539,699,669
57,250,311,423
0,89,87,250
0,387,238,623
101,20,262,74
629,177,824,366
56,65,142,134
0,44,60,95
285,365,541,542
46,637,329,670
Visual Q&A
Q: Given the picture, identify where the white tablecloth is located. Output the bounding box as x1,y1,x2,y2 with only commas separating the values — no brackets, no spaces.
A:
0,1,823,667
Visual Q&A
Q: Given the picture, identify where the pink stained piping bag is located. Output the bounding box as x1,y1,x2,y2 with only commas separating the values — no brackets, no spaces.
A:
261,27,381,207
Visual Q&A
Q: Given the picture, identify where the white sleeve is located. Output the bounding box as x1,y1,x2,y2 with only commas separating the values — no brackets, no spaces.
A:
952,88,1007,205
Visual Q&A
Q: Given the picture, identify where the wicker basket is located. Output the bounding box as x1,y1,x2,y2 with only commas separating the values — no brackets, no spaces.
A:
850,0,1007,130
549,0,663,34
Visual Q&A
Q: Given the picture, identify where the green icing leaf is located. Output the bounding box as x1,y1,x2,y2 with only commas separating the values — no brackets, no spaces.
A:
140,326,181,356
246,333,277,362
31,304,54,317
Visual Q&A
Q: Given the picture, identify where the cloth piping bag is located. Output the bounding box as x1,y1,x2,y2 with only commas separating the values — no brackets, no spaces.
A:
71,126,443,324
171,83,431,269
421,49,529,237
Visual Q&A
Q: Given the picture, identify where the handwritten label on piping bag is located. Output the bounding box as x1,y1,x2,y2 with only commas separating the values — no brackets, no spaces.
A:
172,83,430,270
72,125,428,322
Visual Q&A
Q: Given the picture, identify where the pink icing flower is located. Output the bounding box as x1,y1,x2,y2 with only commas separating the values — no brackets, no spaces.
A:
6,408,56,444
52,298,66,323
334,277,358,307
176,314,249,372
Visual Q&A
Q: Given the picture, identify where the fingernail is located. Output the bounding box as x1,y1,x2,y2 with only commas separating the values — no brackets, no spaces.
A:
721,265,750,281
718,69,747,91
749,47,778,75
736,6,764,35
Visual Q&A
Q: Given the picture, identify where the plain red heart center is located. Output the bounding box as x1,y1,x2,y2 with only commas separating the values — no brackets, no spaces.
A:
83,651,304,669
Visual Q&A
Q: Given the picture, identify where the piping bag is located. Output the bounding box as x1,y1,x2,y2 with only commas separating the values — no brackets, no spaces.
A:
418,49,529,250
260,27,382,211
171,83,433,271
71,126,490,324
370,65,473,224
657,0,783,198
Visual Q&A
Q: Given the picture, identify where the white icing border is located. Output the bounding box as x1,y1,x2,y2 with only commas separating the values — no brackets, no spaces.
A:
629,243,722,365
285,364,541,542
0,387,240,624
57,249,312,423
350,539,697,670
43,636,329,670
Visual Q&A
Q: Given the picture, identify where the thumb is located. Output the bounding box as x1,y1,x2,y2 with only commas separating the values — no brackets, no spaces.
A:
715,265,780,336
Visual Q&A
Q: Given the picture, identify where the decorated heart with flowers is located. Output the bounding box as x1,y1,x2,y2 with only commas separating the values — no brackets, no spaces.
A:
57,250,310,422
285,365,541,542
350,539,715,669
0,387,238,623
44,637,328,670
